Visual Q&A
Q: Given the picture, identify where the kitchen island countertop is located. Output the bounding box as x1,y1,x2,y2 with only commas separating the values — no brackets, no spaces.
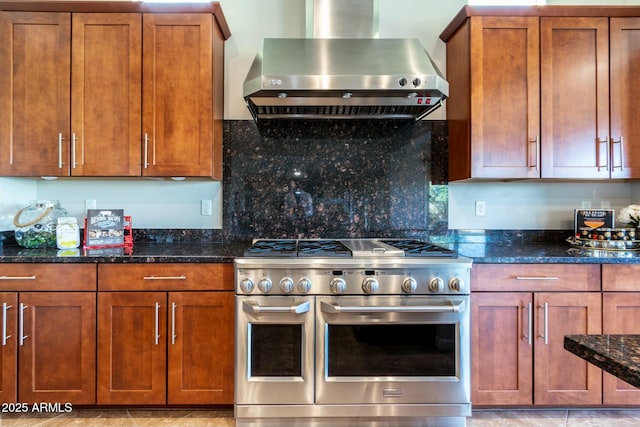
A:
564,335,640,389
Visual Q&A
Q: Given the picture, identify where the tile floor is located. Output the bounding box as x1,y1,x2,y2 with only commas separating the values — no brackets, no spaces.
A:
2,408,640,426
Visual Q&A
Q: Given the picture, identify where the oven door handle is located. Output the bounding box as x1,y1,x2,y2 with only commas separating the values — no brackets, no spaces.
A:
242,300,311,315
320,300,466,314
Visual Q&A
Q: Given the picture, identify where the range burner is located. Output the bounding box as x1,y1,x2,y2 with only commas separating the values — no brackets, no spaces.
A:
243,238,455,259
298,240,352,258
244,239,298,257
380,239,454,257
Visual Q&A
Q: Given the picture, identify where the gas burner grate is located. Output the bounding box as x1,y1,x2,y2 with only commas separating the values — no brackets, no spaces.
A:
298,240,352,257
380,239,454,257
244,239,298,257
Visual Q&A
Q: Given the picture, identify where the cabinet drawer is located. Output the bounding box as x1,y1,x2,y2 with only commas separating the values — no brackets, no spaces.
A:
0,263,96,291
472,264,600,292
98,263,233,291
602,264,640,291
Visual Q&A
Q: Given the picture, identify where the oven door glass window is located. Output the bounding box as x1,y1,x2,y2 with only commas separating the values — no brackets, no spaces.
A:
327,324,456,377
250,324,302,377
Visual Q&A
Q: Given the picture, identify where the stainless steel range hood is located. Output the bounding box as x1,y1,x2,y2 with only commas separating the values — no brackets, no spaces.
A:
243,0,448,122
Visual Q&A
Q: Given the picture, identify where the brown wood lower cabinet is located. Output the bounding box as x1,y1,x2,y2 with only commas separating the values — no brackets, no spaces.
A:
471,264,602,406
168,291,234,404
0,291,96,404
601,264,640,405
97,291,234,405
602,292,640,404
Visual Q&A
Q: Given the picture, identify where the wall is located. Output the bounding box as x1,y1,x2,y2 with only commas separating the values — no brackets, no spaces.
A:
0,0,464,231
2,0,640,234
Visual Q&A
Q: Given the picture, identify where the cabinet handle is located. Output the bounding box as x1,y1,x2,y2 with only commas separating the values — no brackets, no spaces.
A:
2,303,12,346
612,136,624,171
58,133,64,169
515,276,558,281
538,302,549,345
144,133,150,169
528,136,539,171
71,133,78,169
0,275,36,280
19,303,28,346
154,302,160,345
523,302,532,346
143,275,187,280
171,302,177,345
597,136,610,171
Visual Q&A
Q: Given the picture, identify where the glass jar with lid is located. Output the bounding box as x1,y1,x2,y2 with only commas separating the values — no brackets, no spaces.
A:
14,200,68,248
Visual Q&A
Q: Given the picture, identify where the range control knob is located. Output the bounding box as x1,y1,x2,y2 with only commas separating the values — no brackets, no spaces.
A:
240,278,254,293
402,277,418,294
258,277,272,294
449,277,465,292
330,278,347,294
428,277,445,293
412,77,422,87
298,277,312,293
362,278,379,294
398,77,408,87
279,277,294,293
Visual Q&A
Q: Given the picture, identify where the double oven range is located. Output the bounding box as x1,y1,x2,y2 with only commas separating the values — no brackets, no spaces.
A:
234,239,473,427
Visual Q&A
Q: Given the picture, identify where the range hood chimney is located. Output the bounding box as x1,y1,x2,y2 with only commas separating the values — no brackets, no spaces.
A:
243,0,448,122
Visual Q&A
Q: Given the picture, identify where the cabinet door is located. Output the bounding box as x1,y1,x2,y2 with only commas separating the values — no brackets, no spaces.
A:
97,292,166,405
168,291,234,404
534,292,602,405
471,292,533,405
610,18,640,179
469,16,540,179
71,13,142,176
0,12,71,176
18,292,96,404
0,293,17,404
142,14,214,177
602,293,640,404
540,17,610,179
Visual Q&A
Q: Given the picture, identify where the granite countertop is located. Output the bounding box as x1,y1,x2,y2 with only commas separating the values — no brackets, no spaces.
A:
564,335,640,389
3,238,640,264
454,242,640,264
0,241,249,263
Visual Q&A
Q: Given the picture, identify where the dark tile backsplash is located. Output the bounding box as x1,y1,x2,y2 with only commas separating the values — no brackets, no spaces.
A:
222,119,449,240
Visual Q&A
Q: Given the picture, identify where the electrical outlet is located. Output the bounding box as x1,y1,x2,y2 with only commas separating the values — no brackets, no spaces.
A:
85,199,96,211
581,201,592,209
475,200,486,217
601,201,611,209
201,199,212,216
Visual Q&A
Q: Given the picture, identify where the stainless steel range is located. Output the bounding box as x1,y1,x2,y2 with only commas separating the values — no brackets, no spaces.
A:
234,239,472,427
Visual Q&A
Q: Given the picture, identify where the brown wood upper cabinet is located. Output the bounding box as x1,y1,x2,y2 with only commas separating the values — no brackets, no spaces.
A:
142,14,223,179
442,9,640,180
0,12,141,177
0,5,227,179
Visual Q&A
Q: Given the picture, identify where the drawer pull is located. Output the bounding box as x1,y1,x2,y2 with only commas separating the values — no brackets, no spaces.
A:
515,276,559,280
0,275,36,280
143,275,187,280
